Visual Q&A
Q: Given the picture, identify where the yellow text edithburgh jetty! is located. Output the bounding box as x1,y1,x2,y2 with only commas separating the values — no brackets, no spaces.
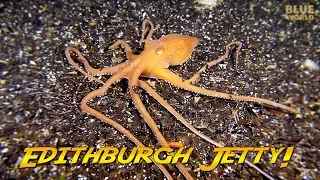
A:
20,146,294,171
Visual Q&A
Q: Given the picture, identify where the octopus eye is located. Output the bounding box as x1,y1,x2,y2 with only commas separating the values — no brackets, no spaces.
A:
155,48,164,54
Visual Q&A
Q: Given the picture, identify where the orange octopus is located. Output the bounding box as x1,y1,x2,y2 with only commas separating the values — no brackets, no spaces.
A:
65,20,298,180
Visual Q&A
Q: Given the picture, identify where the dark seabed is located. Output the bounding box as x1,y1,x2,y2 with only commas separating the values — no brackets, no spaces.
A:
0,0,319,179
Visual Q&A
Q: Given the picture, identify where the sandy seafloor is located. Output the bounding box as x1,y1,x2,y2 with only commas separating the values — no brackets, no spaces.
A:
0,0,319,179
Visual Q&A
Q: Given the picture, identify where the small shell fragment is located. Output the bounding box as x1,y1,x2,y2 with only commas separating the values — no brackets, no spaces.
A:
194,96,201,103
303,59,320,71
